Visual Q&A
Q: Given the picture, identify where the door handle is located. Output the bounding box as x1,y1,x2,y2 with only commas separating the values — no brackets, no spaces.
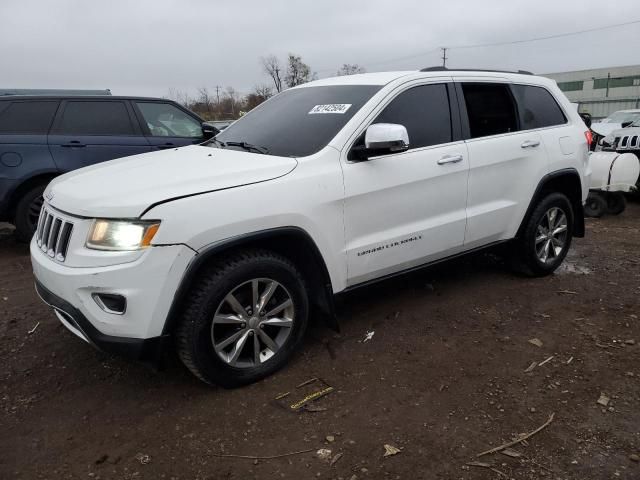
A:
61,141,86,148
437,154,463,165
521,140,540,149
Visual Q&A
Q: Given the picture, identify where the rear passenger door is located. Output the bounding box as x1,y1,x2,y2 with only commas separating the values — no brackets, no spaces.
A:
342,82,469,286
0,99,60,181
48,100,151,172
458,81,548,247
132,101,205,150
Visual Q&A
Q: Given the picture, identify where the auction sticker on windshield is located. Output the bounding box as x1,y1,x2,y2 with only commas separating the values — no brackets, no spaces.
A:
309,104,352,114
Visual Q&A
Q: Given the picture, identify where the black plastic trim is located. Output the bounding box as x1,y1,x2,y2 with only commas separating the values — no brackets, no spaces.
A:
341,240,510,293
35,280,167,361
516,168,585,238
161,226,336,335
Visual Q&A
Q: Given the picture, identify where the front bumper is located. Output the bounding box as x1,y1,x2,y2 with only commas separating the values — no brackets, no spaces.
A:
31,239,196,358
35,279,165,360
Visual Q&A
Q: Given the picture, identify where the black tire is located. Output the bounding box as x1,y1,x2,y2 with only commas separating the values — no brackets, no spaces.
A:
176,249,309,387
584,192,607,218
14,184,46,242
606,192,626,215
512,192,574,277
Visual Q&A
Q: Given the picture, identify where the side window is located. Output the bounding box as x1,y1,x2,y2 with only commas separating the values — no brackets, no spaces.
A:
511,84,567,129
0,101,59,134
461,83,518,138
136,102,202,138
373,84,452,149
54,101,135,135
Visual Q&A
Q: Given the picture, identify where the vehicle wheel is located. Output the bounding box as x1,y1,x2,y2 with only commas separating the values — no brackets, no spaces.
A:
14,184,46,242
176,249,309,387
606,192,626,215
584,192,607,218
512,192,573,277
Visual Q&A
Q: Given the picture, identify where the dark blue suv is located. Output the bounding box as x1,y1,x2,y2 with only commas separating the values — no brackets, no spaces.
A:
0,96,215,241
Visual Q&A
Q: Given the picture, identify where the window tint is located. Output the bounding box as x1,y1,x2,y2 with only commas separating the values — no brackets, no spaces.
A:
511,85,567,129
373,84,452,149
216,85,381,157
136,102,202,138
462,84,518,138
0,101,59,134
55,101,134,135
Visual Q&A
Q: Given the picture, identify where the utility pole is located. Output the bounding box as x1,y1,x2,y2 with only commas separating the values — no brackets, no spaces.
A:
441,47,448,68
214,85,221,105
605,72,611,98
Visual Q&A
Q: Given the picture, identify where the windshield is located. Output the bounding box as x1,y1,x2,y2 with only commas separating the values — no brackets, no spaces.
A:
213,85,382,157
601,111,640,124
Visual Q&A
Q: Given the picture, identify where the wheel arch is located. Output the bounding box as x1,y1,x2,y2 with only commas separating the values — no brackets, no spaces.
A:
517,168,585,238
162,227,337,336
7,172,58,221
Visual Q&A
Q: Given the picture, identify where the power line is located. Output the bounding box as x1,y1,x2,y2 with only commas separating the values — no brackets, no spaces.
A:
316,19,640,76
448,18,640,50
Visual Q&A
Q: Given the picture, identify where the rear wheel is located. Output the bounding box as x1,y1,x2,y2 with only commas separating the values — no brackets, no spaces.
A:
512,193,573,277
176,249,309,387
14,184,46,242
584,192,607,218
606,192,626,215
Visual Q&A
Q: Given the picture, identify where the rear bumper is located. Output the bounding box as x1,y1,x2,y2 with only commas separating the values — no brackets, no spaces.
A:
35,279,168,360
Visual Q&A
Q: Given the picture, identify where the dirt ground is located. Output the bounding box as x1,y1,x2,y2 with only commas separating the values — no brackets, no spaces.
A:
1,203,639,480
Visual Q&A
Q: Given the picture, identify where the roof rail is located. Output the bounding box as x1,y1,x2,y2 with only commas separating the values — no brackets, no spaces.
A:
420,66,534,75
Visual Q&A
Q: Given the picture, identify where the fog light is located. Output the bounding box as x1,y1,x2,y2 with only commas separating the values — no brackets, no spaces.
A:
92,293,127,315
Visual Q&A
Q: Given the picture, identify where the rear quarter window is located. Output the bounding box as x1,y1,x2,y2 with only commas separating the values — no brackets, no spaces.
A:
0,101,59,134
511,84,567,129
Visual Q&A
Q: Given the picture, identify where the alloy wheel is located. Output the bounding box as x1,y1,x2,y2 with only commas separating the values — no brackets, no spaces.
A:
535,207,568,264
211,278,294,368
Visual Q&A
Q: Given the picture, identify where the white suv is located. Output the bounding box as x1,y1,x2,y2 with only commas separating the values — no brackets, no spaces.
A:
31,69,591,386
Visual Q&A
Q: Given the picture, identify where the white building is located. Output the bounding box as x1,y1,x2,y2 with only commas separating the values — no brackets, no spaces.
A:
544,65,640,120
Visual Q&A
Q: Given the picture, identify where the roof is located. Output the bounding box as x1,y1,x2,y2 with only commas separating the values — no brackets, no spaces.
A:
0,95,169,102
302,69,549,88
0,88,111,96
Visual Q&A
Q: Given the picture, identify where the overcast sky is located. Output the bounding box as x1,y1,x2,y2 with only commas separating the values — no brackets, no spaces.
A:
1,0,639,98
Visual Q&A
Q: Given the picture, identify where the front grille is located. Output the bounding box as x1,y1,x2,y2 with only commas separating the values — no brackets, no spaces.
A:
35,207,74,262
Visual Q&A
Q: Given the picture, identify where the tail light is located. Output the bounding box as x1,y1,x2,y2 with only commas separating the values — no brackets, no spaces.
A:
584,130,593,147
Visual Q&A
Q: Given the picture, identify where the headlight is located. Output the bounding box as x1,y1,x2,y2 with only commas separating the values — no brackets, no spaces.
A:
86,220,160,251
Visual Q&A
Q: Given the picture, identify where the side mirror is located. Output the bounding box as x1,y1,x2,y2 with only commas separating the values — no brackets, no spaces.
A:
351,123,410,160
202,123,220,139
621,121,633,128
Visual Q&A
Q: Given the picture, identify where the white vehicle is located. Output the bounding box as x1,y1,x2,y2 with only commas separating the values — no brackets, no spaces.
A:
31,68,591,386
591,109,640,139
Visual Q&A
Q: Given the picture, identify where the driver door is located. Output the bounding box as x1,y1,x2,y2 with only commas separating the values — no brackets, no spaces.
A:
342,82,469,286
133,101,206,150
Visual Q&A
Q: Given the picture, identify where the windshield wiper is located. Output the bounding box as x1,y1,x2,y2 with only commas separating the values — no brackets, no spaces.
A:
224,141,269,154
207,138,226,148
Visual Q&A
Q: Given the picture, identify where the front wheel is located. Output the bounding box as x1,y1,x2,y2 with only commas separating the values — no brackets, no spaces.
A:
176,249,309,387
512,193,574,277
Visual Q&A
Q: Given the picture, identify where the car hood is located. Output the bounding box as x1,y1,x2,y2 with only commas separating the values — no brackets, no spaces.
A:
591,122,622,137
604,126,640,139
45,145,298,218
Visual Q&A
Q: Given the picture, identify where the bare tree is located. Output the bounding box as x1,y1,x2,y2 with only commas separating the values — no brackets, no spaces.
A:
245,84,273,111
197,87,213,117
166,88,192,106
337,64,366,76
285,54,313,88
261,55,283,93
